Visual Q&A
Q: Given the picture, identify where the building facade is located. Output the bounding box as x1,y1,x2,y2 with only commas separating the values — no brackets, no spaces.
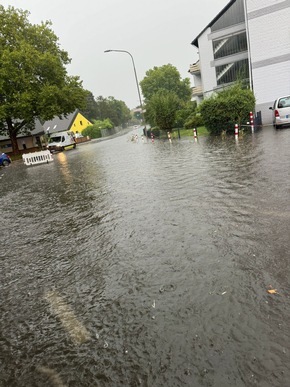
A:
190,0,290,124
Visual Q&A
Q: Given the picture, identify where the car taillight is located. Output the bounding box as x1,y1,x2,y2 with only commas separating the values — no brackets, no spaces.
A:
275,109,280,117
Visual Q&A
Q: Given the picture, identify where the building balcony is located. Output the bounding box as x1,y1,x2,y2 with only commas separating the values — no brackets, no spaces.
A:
191,85,203,96
189,62,201,74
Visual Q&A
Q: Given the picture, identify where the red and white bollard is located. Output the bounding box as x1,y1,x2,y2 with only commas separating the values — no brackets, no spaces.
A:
150,132,154,143
250,111,254,133
167,131,172,143
193,128,198,142
235,123,239,140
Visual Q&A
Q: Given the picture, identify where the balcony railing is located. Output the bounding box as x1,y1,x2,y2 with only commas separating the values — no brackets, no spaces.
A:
191,86,203,96
189,62,200,74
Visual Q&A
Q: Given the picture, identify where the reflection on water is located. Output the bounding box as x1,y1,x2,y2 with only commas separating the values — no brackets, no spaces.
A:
1,128,290,386
57,152,73,185
45,290,90,345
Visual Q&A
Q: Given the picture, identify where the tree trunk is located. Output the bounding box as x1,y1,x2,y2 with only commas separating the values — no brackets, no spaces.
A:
7,119,20,155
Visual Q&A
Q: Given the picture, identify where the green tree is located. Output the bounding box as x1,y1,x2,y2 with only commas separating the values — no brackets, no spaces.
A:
140,64,192,103
184,110,204,129
175,100,197,128
95,96,110,121
82,91,98,122
0,6,87,153
107,96,131,127
146,90,180,132
95,96,131,127
199,83,255,135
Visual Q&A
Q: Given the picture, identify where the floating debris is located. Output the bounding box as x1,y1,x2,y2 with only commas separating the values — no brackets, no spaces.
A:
267,289,278,295
267,285,279,295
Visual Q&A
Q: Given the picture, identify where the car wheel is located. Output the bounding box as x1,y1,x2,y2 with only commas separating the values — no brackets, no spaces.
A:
73,143,76,149
275,124,281,129
2,160,9,167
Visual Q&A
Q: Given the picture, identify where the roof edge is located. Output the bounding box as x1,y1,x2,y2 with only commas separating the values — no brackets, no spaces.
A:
191,0,237,47
67,109,80,130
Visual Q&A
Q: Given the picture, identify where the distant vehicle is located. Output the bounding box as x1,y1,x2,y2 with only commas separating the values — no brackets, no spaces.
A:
134,125,139,129
47,131,76,152
269,96,290,129
0,152,11,167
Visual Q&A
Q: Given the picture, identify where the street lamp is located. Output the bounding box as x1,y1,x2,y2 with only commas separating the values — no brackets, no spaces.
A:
104,49,147,138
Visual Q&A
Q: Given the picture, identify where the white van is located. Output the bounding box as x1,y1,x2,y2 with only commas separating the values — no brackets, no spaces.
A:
269,96,290,129
47,131,76,152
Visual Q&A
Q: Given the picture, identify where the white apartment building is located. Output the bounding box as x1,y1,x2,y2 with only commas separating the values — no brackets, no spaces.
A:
190,0,290,125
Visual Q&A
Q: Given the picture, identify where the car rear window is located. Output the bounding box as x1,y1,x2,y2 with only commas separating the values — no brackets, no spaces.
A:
278,97,290,108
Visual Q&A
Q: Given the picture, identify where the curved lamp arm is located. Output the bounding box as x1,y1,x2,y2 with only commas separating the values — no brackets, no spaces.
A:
104,49,147,137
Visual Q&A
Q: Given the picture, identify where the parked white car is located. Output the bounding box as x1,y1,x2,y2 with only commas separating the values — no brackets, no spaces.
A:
269,96,290,129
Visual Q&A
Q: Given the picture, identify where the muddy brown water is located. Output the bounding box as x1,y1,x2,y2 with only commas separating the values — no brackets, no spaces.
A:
1,128,290,386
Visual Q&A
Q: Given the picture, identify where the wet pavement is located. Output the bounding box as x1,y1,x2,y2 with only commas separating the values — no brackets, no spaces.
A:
1,127,290,386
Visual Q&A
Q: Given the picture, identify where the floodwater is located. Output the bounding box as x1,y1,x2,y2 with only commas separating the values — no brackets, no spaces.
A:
1,127,290,387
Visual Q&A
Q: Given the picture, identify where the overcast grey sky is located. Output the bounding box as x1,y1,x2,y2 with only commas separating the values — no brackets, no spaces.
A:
2,0,229,109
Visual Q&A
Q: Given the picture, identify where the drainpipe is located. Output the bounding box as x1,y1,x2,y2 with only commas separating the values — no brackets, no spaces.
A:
243,0,253,91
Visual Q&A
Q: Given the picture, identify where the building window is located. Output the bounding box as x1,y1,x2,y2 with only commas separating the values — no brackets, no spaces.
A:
80,120,83,125
216,59,249,85
213,32,248,60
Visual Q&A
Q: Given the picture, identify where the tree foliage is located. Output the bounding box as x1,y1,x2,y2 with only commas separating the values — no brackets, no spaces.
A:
184,111,204,129
94,96,131,127
145,90,180,132
175,100,198,128
0,5,87,153
82,91,98,122
199,83,256,135
140,64,193,132
140,64,192,103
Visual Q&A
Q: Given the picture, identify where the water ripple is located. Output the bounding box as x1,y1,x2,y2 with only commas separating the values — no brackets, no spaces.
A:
1,129,290,386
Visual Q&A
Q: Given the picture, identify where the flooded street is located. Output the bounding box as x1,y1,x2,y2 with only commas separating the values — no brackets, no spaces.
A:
1,127,290,387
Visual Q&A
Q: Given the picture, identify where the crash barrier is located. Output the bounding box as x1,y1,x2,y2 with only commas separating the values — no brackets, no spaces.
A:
22,150,53,166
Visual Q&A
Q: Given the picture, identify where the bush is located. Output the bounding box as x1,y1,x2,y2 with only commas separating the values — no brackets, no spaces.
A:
174,100,197,128
82,119,113,139
82,124,102,139
148,127,161,138
199,83,255,135
184,112,204,129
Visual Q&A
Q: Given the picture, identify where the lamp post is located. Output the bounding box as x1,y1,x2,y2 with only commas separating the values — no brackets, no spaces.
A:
104,49,147,138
